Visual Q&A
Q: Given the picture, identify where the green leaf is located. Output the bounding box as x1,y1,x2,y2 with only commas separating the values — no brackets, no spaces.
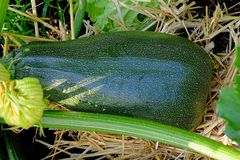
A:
86,0,160,31
236,46,240,68
217,46,240,144
0,0,9,32
217,86,240,144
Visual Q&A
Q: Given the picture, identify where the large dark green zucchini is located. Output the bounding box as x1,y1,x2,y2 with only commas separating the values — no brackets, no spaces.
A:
4,31,212,130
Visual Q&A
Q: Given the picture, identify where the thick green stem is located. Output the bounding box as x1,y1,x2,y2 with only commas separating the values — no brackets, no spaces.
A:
1,110,238,160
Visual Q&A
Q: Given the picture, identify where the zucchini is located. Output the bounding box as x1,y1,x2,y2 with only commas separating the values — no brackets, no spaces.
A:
3,31,212,130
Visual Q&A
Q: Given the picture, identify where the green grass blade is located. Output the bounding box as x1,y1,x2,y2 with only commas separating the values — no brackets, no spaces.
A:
0,0,9,32
74,0,86,38
41,0,51,18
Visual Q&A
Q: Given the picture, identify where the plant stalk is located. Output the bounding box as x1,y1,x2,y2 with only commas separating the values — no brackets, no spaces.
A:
0,110,240,160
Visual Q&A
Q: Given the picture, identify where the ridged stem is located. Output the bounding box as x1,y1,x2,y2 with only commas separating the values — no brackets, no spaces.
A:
0,110,240,159
31,111,240,160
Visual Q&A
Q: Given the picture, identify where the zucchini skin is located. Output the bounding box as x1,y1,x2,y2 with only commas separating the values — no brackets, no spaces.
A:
11,31,212,130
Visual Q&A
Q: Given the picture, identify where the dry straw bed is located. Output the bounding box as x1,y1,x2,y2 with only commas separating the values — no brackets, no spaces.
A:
1,0,240,160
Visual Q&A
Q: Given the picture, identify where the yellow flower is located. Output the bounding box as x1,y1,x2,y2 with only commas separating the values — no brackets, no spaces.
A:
0,76,46,129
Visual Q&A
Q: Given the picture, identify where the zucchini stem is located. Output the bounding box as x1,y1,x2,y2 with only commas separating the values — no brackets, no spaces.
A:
0,111,239,159
38,111,240,160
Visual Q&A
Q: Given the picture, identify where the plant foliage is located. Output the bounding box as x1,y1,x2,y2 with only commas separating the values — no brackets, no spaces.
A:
86,0,161,31
217,46,240,144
